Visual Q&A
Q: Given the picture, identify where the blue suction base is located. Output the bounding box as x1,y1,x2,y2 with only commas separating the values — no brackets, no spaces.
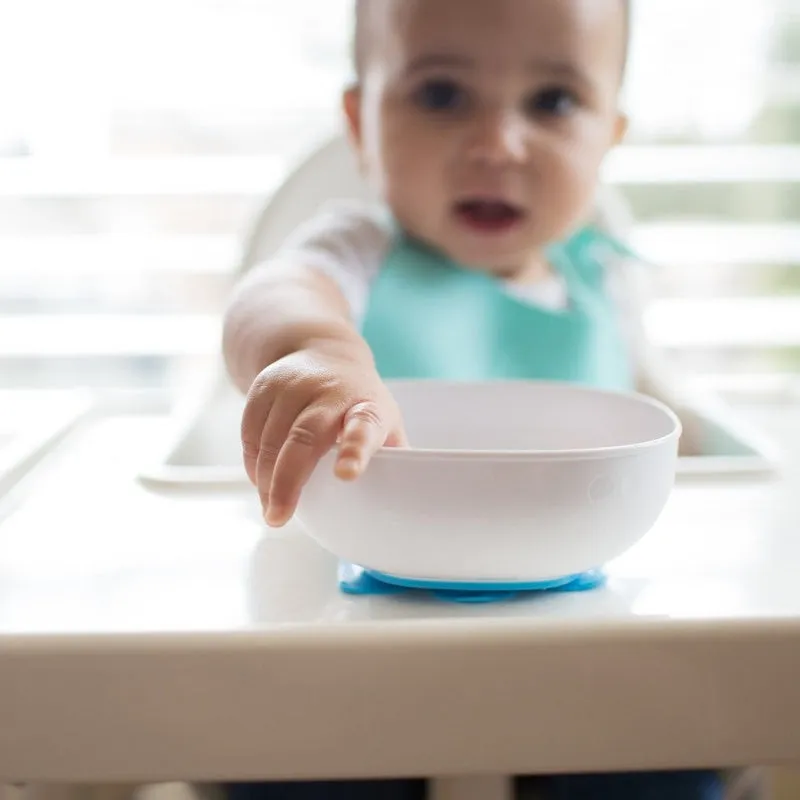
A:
339,562,606,604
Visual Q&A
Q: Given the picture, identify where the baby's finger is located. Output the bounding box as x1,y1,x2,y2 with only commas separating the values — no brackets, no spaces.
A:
334,401,391,481
241,384,275,486
266,409,343,527
256,390,312,513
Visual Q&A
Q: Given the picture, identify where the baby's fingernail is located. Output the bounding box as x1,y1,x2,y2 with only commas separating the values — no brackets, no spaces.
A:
335,457,362,480
265,506,288,527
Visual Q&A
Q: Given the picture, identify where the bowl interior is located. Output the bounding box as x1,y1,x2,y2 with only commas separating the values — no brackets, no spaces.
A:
386,381,679,453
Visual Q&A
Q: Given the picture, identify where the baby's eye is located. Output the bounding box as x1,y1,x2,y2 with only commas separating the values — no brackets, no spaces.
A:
414,79,467,112
526,87,578,117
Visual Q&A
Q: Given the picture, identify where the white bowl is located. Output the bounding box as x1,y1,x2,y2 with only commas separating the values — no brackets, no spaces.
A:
296,381,681,585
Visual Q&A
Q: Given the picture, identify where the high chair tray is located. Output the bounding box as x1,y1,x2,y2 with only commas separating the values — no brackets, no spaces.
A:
138,376,779,490
1,393,799,782
0,390,93,496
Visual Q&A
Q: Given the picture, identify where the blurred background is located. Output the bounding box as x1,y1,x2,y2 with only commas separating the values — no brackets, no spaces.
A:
1,0,798,398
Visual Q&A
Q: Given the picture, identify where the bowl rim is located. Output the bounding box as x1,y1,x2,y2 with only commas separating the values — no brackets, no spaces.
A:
371,379,683,461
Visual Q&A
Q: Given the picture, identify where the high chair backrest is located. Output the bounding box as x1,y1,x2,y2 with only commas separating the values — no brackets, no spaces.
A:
237,134,633,276
238,136,371,276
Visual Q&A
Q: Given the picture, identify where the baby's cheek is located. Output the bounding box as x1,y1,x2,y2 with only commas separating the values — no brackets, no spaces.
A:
372,132,419,200
547,150,600,229
385,138,441,199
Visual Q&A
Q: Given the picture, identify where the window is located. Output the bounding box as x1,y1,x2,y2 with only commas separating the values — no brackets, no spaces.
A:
2,0,798,394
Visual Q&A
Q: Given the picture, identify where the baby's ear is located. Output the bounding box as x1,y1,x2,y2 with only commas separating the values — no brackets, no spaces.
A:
613,112,629,146
342,85,363,148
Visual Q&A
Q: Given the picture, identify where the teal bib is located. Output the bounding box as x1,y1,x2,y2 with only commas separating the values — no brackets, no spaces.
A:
361,227,634,391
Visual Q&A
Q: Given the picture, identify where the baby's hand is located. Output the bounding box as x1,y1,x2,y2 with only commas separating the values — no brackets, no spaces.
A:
241,347,406,527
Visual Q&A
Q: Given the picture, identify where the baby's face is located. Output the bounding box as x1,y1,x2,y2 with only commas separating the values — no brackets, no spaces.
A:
345,0,627,276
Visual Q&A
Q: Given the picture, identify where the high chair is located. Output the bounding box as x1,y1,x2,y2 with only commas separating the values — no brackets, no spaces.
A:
10,135,767,800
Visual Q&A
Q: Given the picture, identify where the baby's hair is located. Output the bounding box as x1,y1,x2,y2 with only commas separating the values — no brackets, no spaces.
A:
352,0,631,82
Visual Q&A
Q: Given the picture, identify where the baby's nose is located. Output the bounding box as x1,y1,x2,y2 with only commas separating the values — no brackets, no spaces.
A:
466,112,528,166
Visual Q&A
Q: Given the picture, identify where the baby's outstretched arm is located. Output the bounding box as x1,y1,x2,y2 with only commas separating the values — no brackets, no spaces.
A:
222,261,405,527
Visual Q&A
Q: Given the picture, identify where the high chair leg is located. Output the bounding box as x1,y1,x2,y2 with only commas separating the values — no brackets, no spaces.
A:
429,776,514,800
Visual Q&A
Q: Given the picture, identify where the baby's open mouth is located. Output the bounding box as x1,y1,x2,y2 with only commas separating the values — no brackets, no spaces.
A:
454,199,525,232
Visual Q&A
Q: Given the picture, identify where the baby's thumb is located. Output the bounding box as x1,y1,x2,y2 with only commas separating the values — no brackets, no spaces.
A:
334,400,391,480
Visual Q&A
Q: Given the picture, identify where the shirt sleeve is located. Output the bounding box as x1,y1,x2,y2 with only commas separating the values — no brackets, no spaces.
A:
272,200,393,324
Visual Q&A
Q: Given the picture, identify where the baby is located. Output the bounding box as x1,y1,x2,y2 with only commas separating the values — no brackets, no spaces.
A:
223,0,721,797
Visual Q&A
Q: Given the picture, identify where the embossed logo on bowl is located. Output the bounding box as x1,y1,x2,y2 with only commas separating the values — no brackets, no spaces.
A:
588,474,616,503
